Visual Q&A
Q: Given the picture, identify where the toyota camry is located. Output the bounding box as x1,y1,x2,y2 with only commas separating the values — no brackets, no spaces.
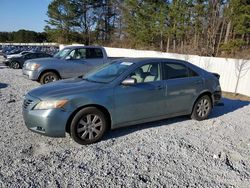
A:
23,58,221,145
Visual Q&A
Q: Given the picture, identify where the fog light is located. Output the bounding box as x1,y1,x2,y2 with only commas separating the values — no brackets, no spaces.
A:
37,126,45,131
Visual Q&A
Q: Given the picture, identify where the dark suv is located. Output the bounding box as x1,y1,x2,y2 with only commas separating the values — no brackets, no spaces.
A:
4,52,52,69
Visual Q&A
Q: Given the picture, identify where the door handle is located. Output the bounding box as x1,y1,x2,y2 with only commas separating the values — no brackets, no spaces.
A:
195,80,202,85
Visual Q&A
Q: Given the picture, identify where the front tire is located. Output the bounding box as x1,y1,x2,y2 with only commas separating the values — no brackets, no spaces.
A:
39,71,59,84
70,107,107,145
11,61,20,69
191,95,212,121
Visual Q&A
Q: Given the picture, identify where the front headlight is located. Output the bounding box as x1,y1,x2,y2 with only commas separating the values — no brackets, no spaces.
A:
30,63,40,70
33,99,68,110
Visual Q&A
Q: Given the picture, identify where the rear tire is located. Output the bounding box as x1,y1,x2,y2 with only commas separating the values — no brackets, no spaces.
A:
191,95,212,121
70,107,107,145
39,71,59,84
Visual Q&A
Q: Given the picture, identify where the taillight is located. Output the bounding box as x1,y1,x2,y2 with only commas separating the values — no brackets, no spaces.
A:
212,73,220,80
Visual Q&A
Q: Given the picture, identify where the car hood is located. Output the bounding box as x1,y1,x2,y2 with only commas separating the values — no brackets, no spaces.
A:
7,54,22,58
26,57,63,65
8,56,23,61
28,77,106,100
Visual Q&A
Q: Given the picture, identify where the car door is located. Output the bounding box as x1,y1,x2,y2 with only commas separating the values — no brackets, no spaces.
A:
162,61,203,115
114,62,166,125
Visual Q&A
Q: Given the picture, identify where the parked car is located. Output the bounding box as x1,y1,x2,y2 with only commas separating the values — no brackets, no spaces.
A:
22,46,111,84
3,51,31,66
5,51,32,59
4,52,52,69
23,58,222,145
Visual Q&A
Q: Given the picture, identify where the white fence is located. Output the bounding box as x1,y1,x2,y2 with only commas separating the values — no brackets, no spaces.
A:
105,47,250,97
1,43,249,96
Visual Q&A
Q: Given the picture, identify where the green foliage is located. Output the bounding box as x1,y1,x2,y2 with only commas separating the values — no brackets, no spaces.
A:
0,32,13,42
168,0,192,39
0,30,48,43
226,0,250,35
45,0,120,44
220,39,246,54
193,0,207,35
123,0,169,48
45,0,79,43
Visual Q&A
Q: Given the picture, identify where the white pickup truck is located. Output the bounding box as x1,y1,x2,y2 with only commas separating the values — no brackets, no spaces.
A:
22,46,116,84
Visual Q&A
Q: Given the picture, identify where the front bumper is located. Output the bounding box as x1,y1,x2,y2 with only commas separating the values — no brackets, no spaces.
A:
22,95,71,137
22,68,39,80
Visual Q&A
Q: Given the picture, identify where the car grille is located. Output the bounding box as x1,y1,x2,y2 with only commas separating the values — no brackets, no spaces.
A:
23,99,34,110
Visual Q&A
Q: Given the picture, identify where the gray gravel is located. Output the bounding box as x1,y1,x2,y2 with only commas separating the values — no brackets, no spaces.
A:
0,58,250,187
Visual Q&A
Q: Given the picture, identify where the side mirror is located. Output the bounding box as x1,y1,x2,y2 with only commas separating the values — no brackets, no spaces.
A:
121,78,137,86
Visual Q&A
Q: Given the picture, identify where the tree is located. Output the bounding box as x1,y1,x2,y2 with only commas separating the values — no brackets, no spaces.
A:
45,0,79,43
168,0,193,53
0,30,48,43
41,0,249,57
123,0,168,49
193,0,207,50
222,0,250,55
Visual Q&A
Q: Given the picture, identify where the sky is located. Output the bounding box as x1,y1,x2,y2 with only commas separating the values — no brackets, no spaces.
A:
0,0,51,32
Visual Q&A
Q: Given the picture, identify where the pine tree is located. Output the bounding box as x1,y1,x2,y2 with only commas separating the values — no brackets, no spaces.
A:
45,0,79,43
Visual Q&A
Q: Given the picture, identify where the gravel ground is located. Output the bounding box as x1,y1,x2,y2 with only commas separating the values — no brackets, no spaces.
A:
0,58,250,187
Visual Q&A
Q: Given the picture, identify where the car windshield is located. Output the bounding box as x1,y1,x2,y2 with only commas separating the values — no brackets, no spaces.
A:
83,61,134,83
53,48,71,59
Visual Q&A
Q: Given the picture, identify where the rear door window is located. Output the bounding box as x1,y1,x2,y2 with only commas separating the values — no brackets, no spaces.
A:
86,48,103,59
163,62,189,80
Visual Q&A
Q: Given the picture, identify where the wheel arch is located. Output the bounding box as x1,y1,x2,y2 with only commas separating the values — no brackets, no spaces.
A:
38,69,61,81
10,60,21,69
65,104,112,134
191,91,213,114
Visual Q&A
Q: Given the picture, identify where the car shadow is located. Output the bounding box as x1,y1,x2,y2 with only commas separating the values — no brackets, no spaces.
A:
210,97,250,118
103,97,250,141
0,83,8,89
103,115,187,141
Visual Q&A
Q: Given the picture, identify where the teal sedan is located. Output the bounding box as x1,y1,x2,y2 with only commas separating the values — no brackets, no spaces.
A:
23,58,221,145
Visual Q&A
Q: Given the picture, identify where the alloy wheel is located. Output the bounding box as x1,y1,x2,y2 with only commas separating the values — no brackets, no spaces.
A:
196,98,210,117
44,75,57,83
76,114,103,141
12,62,20,69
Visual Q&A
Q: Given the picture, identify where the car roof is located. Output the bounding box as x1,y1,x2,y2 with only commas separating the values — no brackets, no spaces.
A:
115,57,209,77
115,57,189,64
63,45,104,49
